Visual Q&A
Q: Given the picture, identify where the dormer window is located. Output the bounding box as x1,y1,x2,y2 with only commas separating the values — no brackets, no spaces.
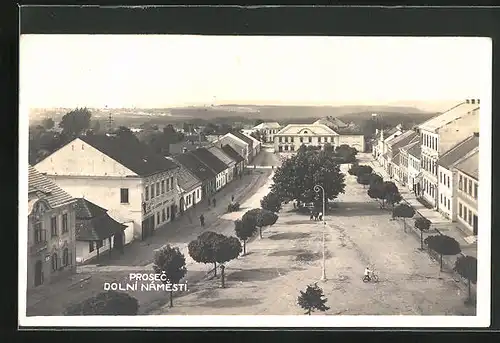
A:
303,131,308,134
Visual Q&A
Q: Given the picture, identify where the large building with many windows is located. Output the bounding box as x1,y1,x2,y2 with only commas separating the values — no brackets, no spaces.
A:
34,133,180,242
454,151,479,235
417,99,479,208
273,123,365,153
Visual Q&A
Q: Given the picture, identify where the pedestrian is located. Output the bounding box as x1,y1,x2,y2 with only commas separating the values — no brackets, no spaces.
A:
318,213,323,221
199,214,205,227
231,195,235,202
213,198,216,207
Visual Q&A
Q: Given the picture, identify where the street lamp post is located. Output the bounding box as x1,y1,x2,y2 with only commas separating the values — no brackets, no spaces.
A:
313,184,327,281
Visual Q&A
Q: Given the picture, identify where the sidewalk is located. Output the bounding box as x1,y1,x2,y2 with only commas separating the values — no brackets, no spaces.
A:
366,157,477,272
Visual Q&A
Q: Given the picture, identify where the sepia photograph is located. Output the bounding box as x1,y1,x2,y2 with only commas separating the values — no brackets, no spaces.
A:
19,34,491,328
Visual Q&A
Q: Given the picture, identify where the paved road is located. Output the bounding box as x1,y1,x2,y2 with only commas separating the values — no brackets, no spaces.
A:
251,147,281,167
27,168,273,316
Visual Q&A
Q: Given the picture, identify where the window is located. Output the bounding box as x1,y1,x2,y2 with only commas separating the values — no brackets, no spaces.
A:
155,182,159,196
51,253,58,272
447,176,450,188
284,145,288,151
300,137,303,143
464,177,468,193
62,214,68,233
197,189,200,198
308,137,312,143
447,199,450,210
157,212,161,225
145,186,149,201
459,175,463,190
474,183,478,199
120,188,129,204
279,137,282,143
468,210,472,225
167,207,170,219
468,180,473,196
63,248,69,267
440,194,443,203
291,137,294,142
459,203,463,217
439,172,442,183
89,241,94,252
97,240,104,249
51,216,58,237
151,184,155,198
170,177,174,190
291,145,295,151
34,222,44,243
463,206,468,222
161,180,165,194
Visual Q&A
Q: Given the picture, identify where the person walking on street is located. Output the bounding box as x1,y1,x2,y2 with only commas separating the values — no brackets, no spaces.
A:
231,195,235,202
199,214,205,227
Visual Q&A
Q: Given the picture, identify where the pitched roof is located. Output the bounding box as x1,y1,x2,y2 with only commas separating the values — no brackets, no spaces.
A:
166,157,202,191
168,141,207,155
418,101,479,132
79,134,178,177
206,146,235,166
221,144,245,163
392,153,401,166
400,140,419,153
254,122,281,130
275,124,338,135
190,148,228,174
383,125,402,137
438,134,479,169
173,152,216,182
454,151,479,180
230,131,254,148
313,116,348,128
407,143,421,159
28,165,74,210
387,131,418,150
74,198,126,241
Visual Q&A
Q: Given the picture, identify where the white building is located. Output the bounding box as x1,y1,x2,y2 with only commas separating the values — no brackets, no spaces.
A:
252,122,282,143
34,134,180,242
166,157,203,213
273,123,365,153
417,99,480,208
453,151,479,236
385,130,419,180
373,125,404,165
213,133,250,164
437,134,479,221
245,133,262,155
399,139,421,193
206,146,236,184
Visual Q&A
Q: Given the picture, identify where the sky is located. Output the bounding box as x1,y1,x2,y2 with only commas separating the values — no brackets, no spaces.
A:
19,35,491,112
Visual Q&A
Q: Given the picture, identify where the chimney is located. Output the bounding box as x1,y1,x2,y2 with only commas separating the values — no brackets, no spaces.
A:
473,132,479,137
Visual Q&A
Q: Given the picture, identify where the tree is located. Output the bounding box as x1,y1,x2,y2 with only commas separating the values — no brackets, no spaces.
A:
335,144,358,163
271,149,346,207
250,130,263,142
116,126,139,141
214,236,242,288
356,173,371,189
188,231,224,276
392,203,415,232
323,143,335,155
453,255,477,304
248,208,279,239
355,165,373,176
414,217,431,249
64,291,139,315
260,191,283,213
384,181,402,208
424,235,462,271
58,107,92,137
234,218,257,255
369,173,383,186
348,163,360,176
41,117,55,130
297,283,330,315
153,244,187,308
367,182,386,208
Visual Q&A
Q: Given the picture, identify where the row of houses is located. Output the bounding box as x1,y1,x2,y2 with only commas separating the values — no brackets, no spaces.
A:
372,99,480,237
28,129,255,290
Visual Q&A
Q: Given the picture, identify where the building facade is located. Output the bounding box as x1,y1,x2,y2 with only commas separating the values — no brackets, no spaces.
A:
454,151,479,235
252,122,282,143
206,146,236,184
190,148,230,192
34,134,180,242
273,123,365,153
28,166,77,290
173,152,217,200
214,133,250,164
221,144,246,178
418,99,479,208
373,125,403,162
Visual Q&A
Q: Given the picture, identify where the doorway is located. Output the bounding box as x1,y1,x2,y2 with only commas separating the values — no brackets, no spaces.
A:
170,204,176,221
473,215,478,235
114,231,124,253
34,260,43,287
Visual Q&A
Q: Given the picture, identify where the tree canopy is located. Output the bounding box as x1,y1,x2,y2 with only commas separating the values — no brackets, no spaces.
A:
335,144,358,163
297,283,330,315
41,117,55,130
392,203,415,231
271,149,346,206
58,107,92,137
415,217,431,249
64,291,139,316
367,181,401,209
424,235,462,271
234,218,257,255
153,244,187,307
260,191,283,213
453,255,477,302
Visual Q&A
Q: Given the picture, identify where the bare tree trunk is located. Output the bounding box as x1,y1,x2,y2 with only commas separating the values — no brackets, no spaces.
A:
440,254,443,271
221,267,225,288
169,289,173,307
